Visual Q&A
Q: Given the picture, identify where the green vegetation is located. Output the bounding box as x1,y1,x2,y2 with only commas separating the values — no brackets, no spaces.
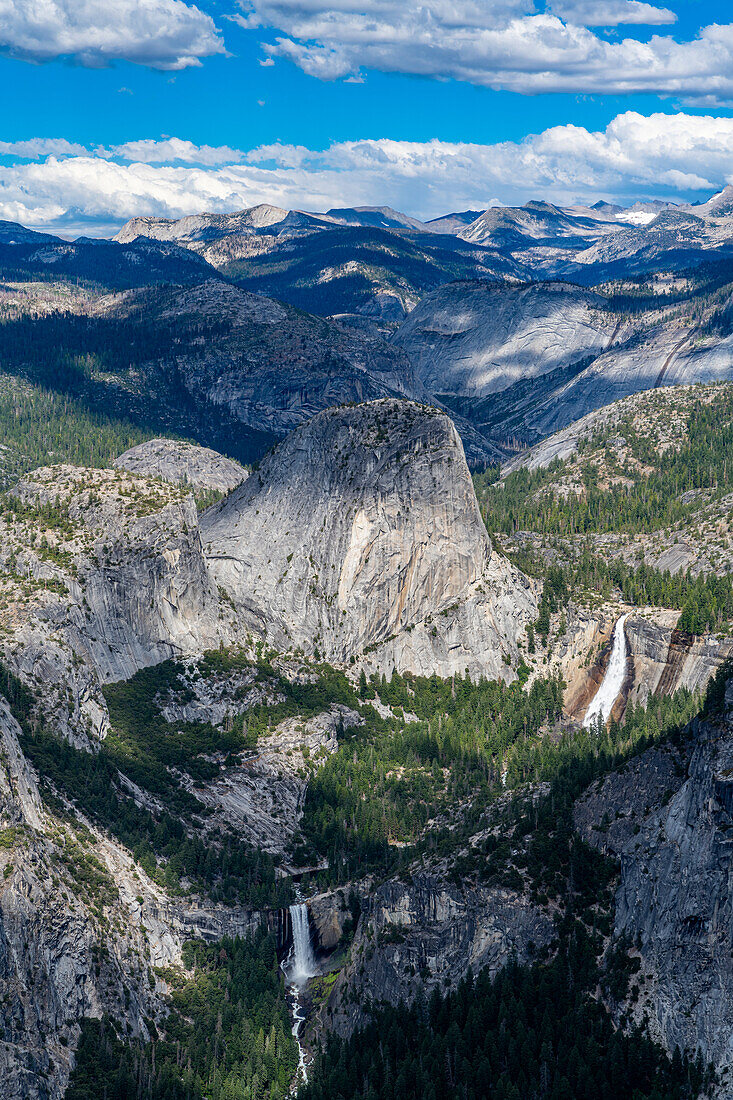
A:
0,310,277,467
530,555,733,638
21,724,288,907
297,649,700,889
302,682,714,1100
102,659,256,801
66,928,298,1100
303,947,709,1100
299,669,564,881
0,658,289,907
415,685,699,893
477,389,733,538
473,390,733,635
101,655,360,809
0,376,150,484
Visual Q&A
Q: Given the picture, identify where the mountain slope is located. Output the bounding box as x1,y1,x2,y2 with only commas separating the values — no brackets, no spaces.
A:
0,279,427,465
395,270,733,449
219,226,520,322
393,279,616,398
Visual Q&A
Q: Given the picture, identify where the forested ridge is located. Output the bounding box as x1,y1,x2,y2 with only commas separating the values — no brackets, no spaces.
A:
477,388,733,538
474,387,733,634
0,310,276,466
526,554,733,639
302,944,710,1100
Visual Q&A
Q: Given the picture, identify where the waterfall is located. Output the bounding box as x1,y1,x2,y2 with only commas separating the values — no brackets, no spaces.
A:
289,902,317,984
284,902,317,1090
583,613,629,729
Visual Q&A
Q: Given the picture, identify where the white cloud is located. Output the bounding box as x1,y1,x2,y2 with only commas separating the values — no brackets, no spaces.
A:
0,0,225,69
106,137,247,164
0,138,88,159
550,0,675,26
233,0,733,99
3,111,733,234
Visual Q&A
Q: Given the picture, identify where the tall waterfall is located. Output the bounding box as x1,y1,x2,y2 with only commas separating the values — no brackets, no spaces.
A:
285,902,317,1089
583,614,629,729
289,903,317,984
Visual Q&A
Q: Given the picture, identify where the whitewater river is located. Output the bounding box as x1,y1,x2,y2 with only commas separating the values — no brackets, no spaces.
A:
583,613,629,729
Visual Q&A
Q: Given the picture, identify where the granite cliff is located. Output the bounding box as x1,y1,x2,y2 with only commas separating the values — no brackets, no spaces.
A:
202,399,536,679
575,681,733,1088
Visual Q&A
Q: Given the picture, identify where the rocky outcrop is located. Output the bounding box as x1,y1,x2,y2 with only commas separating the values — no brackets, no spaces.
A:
314,874,554,1038
561,606,733,719
562,612,617,720
574,689,733,1085
625,611,733,704
23,471,219,669
114,438,248,493
190,705,360,854
202,399,536,678
0,465,225,744
308,890,351,954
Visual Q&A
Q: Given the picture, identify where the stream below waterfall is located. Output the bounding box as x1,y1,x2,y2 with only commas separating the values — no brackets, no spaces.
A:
284,900,318,1091
583,613,629,729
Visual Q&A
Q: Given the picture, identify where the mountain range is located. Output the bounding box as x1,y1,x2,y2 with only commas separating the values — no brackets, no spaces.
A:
3,187,733,1099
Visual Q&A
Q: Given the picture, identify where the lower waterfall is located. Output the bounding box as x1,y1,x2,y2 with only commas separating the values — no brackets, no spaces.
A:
289,903,317,984
583,613,629,729
284,902,317,1090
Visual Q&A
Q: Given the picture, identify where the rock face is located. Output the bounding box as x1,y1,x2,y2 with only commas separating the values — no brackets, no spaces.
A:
0,400,539,1097
392,281,615,399
458,201,618,251
0,400,534,745
519,325,733,443
0,691,265,1100
392,283,733,451
0,465,225,747
625,612,733,704
114,438,248,493
560,607,733,720
202,399,536,678
190,705,360,854
310,874,554,1039
574,689,733,1084
11,466,220,686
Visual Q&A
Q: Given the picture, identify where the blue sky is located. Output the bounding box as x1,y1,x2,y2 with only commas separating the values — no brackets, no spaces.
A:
1,0,733,231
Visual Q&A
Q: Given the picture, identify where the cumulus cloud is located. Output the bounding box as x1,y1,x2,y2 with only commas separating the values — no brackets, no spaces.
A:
236,0,733,99
106,137,247,164
0,138,88,159
550,0,675,25
0,0,225,69
3,112,733,233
